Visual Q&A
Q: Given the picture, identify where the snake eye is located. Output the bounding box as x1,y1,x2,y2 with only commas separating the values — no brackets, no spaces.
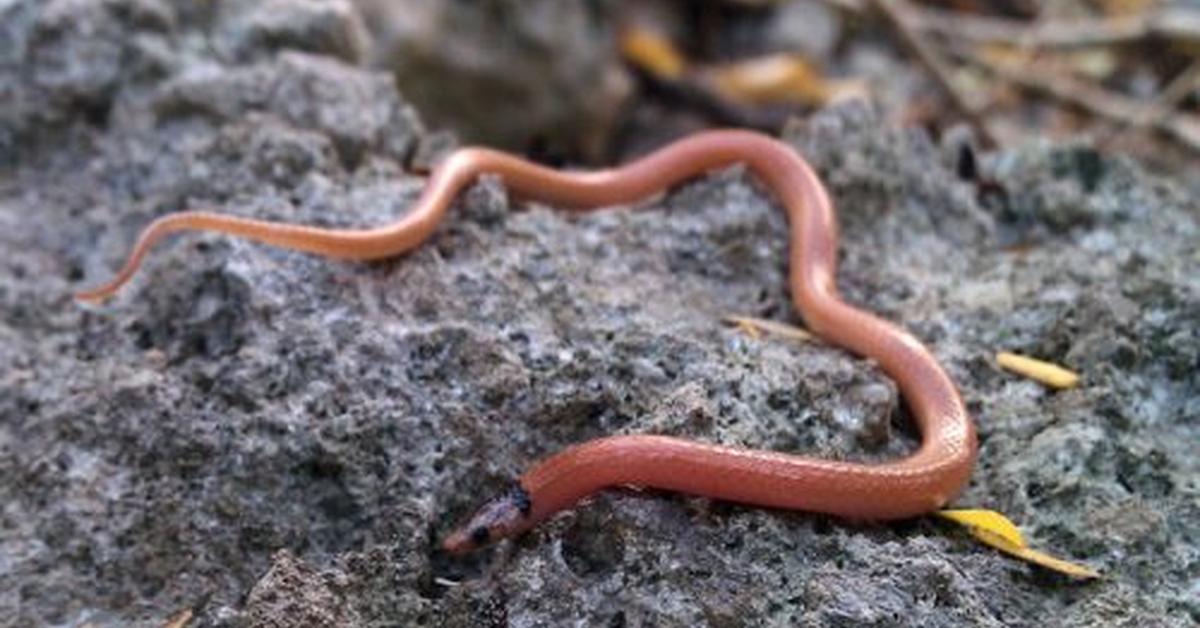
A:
470,526,490,546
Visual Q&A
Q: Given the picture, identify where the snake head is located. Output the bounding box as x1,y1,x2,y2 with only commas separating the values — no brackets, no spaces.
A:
442,484,534,554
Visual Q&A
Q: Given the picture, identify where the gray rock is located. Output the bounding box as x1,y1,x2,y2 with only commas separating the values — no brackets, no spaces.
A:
357,0,632,160
765,0,842,60
0,0,177,160
213,0,369,64
148,51,422,169
1,2,1197,627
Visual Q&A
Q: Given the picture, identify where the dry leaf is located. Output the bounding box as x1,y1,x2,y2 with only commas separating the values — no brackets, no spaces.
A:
996,352,1081,389
724,315,814,342
620,27,686,80
705,54,866,106
938,509,1101,579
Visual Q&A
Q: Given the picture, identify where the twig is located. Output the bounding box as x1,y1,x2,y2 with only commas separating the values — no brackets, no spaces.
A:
905,5,1200,48
869,0,999,148
1102,59,1200,149
955,46,1200,153
161,608,193,628
723,315,815,343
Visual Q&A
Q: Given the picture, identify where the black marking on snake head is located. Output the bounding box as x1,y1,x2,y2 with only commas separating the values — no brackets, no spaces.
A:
508,484,532,517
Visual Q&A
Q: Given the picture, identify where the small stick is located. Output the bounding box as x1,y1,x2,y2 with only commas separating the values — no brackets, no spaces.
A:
1101,59,1200,150
903,5,1200,48
955,45,1200,153
723,315,815,343
869,0,999,148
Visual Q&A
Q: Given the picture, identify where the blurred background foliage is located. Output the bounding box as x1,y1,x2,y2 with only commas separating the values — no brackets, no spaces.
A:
353,0,1200,171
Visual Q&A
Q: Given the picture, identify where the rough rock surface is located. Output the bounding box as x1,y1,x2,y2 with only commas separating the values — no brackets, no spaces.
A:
1,1,1197,626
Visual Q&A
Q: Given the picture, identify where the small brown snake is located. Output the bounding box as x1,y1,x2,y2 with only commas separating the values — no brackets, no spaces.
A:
78,130,978,553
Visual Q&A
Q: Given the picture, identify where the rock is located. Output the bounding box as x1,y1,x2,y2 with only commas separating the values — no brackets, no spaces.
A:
241,550,360,627
213,0,370,64
0,0,177,159
151,52,423,168
765,0,841,59
1,1,1197,626
357,0,632,161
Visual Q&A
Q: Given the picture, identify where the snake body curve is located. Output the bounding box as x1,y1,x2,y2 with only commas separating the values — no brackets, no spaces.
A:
78,130,977,554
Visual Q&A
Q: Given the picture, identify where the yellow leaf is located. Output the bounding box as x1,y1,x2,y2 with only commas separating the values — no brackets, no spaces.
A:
996,352,1081,389
938,509,1100,579
619,28,686,80
1008,547,1103,579
938,509,1024,546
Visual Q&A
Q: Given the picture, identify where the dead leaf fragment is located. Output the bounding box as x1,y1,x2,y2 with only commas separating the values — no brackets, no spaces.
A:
996,351,1081,389
620,27,686,80
938,509,1101,579
724,315,814,342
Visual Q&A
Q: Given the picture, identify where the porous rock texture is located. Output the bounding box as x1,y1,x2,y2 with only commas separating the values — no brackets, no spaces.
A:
1,1,1197,626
